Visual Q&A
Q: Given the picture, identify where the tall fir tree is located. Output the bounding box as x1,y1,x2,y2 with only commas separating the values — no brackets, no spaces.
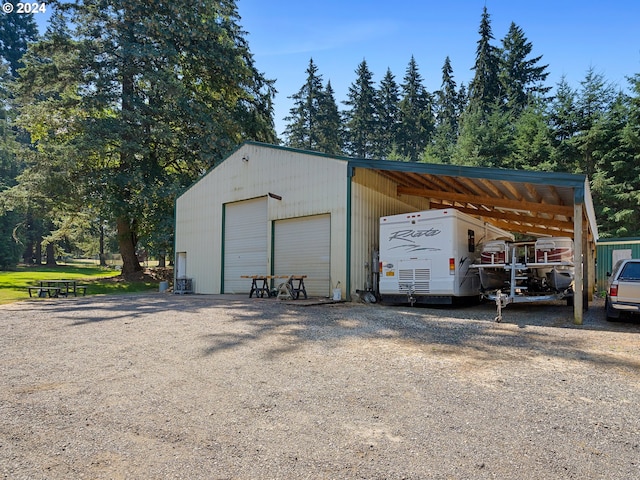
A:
283,58,325,151
572,67,617,177
376,68,400,159
0,13,38,76
499,22,550,115
589,87,638,237
0,14,38,268
316,80,343,155
425,56,461,163
548,76,580,172
397,56,433,161
13,0,276,276
0,64,22,268
508,99,555,171
610,74,640,236
467,6,500,116
343,59,378,159
456,7,505,167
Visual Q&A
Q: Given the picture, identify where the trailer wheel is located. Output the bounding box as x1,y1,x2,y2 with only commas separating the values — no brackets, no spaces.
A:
494,315,502,323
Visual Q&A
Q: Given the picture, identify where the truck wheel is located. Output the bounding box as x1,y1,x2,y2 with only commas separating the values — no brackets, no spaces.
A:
605,298,619,322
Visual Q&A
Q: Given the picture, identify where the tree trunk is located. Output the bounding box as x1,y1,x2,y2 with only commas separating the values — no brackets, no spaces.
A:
99,222,107,267
116,216,142,277
117,9,141,279
35,242,42,265
158,253,166,268
22,241,34,264
45,242,57,266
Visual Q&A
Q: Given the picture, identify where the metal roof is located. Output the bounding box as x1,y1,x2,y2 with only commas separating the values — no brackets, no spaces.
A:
239,142,598,241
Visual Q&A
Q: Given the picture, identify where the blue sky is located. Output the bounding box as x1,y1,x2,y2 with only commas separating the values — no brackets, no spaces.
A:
34,1,640,137
237,0,640,136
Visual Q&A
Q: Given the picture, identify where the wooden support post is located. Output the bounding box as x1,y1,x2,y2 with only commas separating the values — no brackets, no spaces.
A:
588,240,595,302
573,203,583,325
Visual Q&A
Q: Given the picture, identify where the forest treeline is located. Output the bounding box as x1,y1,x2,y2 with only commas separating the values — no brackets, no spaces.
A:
283,8,640,241
0,2,638,272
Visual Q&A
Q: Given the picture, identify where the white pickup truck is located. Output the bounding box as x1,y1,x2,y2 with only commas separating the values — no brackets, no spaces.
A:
605,258,640,321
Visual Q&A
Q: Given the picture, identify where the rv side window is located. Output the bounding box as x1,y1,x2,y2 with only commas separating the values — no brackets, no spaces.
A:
468,230,475,253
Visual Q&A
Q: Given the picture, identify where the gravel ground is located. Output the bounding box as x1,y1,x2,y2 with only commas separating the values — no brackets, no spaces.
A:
1,293,639,479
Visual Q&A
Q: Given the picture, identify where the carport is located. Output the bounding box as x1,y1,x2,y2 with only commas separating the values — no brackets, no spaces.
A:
347,160,599,325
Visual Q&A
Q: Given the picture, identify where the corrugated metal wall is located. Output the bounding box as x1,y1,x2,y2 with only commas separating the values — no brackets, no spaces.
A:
596,238,640,291
175,144,349,294
350,168,430,295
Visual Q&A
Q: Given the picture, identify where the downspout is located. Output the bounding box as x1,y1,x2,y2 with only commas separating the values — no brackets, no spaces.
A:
346,166,354,301
173,198,178,292
220,204,226,294
270,220,275,291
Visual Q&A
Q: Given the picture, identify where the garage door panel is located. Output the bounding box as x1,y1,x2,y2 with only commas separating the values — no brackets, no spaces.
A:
274,215,330,297
224,198,267,294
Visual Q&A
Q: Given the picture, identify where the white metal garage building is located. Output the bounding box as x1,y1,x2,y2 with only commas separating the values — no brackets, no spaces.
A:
174,141,599,324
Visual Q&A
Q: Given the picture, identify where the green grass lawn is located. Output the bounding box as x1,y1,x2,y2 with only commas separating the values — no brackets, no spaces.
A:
0,263,160,305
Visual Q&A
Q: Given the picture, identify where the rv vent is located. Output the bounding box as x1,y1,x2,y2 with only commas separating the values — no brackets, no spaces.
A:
398,268,431,294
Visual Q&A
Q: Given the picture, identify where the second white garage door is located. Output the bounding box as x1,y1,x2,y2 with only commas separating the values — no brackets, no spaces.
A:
274,214,331,297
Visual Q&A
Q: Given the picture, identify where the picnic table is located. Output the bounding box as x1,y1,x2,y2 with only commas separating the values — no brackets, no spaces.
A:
28,280,87,298
241,275,307,299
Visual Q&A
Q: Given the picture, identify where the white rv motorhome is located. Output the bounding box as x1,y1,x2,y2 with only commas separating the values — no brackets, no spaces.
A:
379,209,513,305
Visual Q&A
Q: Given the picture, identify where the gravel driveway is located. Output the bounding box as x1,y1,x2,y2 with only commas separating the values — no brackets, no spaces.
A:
1,293,639,479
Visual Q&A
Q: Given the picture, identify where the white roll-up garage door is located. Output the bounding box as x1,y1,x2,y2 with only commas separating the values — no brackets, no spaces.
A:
274,214,331,297
223,197,268,294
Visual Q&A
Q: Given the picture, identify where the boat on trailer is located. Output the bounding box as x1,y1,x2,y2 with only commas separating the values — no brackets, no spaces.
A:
472,236,575,308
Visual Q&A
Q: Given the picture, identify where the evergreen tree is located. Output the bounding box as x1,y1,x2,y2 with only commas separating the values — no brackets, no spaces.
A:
456,7,502,167
499,22,551,114
548,77,580,172
436,57,460,137
376,68,400,159
0,14,38,268
0,13,38,76
467,6,500,116
13,0,276,276
610,74,640,236
571,67,617,177
343,59,378,159
590,87,638,237
426,56,460,163
397,56,433,160
455,100,513,167
316,80,342,155
283,58,325,151
508,99,555,171
0,64,22,268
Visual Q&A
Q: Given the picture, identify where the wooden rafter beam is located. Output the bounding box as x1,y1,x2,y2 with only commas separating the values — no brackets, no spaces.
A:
488,219,573,237
524,183,542,203
478,178,503,197
398,186,574,216
429,202,573,231
499,180,524,201
458,178,492,198
422,174,460,193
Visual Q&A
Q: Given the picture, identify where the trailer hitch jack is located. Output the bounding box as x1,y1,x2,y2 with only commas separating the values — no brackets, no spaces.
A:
494,289,509,322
